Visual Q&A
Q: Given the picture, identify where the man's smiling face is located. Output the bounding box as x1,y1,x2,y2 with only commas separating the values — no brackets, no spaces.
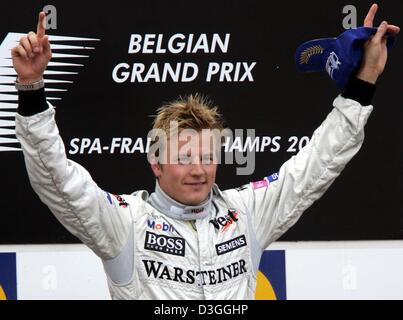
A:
151,130,218,205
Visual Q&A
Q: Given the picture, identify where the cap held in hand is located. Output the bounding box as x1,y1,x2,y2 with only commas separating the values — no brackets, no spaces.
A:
295,27,395,88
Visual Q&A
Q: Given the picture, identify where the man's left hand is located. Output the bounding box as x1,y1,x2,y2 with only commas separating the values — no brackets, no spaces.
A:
357,3,400,84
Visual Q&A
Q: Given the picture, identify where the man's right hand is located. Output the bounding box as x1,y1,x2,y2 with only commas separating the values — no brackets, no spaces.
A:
11,12,52,84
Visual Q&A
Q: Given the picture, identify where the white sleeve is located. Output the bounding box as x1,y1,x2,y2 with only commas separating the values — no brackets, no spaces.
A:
15,104,133,259
224,95,373,250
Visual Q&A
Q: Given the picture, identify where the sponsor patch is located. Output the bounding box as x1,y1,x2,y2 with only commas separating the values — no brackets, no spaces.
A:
190,208,204,214
144,231,185,256
251,179,268,190
210,209,239,233
216,235,247,256
147,219,177,233
142,259,247,286
267,172,279,183
105,192,113,205
251,172,279,190
113,194,129,208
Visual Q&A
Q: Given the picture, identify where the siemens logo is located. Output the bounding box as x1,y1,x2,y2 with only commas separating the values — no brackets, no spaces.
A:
216,235,247,256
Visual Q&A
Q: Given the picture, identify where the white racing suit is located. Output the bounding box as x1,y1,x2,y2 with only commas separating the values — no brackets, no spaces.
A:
15,95,372,299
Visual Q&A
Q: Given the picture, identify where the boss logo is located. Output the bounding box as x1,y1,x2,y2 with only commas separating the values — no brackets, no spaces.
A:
144,231,185,256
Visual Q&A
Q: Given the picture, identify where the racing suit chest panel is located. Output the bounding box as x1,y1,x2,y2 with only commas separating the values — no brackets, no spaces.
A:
131,198,255,299
196,201,256,299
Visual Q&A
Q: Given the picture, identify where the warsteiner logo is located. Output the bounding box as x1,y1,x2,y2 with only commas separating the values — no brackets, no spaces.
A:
142,259,247,286
0,32,99,153
210,209,239,233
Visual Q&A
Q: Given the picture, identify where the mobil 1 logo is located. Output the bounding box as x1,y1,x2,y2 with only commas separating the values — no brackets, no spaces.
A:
145,231,185,257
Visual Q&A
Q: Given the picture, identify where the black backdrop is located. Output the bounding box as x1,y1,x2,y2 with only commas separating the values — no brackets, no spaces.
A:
0,0,402,244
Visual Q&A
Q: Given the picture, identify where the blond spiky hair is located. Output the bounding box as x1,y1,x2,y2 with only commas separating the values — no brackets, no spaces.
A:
152,94,225,134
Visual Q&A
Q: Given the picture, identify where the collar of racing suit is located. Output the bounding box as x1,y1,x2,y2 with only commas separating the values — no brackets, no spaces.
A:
148,180,212,220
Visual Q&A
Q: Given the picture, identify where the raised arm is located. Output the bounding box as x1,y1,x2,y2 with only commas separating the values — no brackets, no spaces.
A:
12,12,134,260
224,4,400,250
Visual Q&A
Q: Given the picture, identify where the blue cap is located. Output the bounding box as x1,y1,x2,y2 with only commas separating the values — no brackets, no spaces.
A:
295,27,395,88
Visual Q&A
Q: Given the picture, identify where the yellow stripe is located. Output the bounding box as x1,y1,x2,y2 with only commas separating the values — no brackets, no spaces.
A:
255,271,277,300
0,285,7,300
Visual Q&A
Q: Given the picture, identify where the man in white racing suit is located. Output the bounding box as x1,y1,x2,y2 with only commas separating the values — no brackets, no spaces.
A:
11,6,399,299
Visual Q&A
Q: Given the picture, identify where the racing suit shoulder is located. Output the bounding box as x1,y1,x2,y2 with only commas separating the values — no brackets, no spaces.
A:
222,95,373,250
212,184,248,215
15,105,134,260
